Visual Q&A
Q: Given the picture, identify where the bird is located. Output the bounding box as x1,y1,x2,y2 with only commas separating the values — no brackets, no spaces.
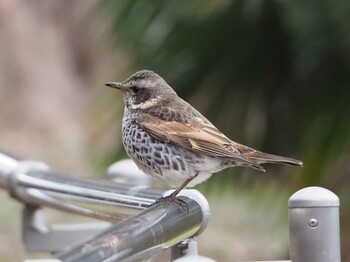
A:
106,70,302,209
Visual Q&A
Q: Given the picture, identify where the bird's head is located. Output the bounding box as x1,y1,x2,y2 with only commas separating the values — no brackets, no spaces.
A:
105,70,176,110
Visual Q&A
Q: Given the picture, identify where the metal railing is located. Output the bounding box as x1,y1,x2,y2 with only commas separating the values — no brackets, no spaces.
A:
0,150,342,261
0,151,210,261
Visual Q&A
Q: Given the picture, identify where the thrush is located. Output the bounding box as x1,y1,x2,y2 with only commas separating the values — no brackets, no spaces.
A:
106,70,302,208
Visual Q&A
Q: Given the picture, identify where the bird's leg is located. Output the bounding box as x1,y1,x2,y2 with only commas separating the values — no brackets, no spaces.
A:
151,174,198,212
168,177,194,200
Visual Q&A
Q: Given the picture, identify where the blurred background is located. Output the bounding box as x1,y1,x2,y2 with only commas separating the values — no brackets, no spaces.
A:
0,0,349,261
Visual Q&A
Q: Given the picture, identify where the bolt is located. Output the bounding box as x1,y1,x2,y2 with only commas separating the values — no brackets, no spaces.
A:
309,218,318,227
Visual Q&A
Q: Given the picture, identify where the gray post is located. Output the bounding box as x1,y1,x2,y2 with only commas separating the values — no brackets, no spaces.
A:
288,186,341,262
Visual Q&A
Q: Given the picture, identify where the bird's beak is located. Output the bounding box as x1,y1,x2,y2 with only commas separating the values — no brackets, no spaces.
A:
105,82,124,90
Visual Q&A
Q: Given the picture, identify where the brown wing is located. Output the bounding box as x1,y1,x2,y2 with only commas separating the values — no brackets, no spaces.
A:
136,113,261,167
232,142,303,166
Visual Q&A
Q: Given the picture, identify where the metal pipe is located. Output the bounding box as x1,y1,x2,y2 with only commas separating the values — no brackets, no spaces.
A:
288,186,341,262
57,190,209,262
0,152,210,231
0,150,162,221
0,151,210,260
0,151,210,259
0,150,20,189
10,168,166,221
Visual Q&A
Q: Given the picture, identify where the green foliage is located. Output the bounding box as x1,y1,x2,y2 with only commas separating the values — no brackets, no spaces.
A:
101,0,350,190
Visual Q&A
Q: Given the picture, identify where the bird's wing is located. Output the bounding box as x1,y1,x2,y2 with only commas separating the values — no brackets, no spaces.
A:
136,113,261,167
231,142,303,166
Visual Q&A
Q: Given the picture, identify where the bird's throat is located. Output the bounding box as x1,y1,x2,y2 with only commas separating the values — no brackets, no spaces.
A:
131,97,160,110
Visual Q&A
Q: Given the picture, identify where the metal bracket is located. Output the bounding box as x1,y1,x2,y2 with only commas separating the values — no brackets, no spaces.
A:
171,239,216,262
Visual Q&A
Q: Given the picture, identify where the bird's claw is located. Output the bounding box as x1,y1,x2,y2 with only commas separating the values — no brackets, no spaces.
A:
150,195,189,213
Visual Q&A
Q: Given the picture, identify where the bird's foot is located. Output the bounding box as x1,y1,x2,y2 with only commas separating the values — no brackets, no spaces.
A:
150,195,189,213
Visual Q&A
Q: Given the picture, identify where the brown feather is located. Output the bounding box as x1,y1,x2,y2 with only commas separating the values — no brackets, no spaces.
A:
136,114,262,168
137,112,302,168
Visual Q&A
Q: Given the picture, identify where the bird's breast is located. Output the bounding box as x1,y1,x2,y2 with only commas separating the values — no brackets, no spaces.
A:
121,115,227,188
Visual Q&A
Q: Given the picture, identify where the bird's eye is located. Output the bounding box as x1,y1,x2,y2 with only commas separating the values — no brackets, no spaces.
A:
130,86,141,95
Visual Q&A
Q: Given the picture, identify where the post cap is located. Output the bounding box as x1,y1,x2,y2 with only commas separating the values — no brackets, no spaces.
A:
289,186,339,208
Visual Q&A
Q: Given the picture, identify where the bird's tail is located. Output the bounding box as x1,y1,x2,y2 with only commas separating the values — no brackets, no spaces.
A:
244,150,303,167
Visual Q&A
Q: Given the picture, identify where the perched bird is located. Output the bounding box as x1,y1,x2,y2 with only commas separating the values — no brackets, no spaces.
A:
106,70,302,207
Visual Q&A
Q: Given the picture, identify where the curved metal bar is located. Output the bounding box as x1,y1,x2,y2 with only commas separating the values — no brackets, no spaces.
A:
0,150,20,189
11,169,165,221
57,192,208,262
0,151,210,227
0,151,210,261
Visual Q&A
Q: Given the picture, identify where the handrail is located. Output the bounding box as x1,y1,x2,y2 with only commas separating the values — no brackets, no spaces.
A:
57,191,208,262
0,153,162,221
0,151,210,261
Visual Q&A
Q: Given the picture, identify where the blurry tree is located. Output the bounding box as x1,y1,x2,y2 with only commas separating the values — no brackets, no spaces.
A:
102,0,350,188
101,0,350,258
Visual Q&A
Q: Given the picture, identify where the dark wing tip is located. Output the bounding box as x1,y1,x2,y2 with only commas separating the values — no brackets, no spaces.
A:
244,150,303,167
279,157,303,167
